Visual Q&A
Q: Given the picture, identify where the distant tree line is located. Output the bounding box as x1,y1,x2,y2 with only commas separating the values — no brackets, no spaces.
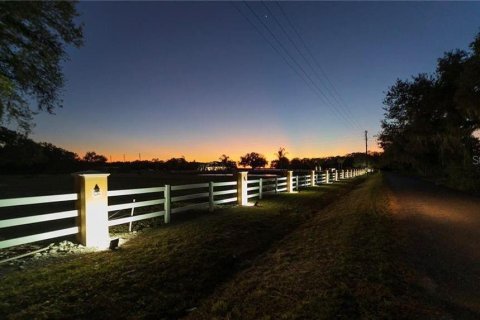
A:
0,127,201,173
0,127,107,173
0,128,379,174
267,147,380,171
379,32,480,192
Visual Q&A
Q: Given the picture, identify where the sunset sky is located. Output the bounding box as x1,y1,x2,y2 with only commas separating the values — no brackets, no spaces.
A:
30,1,480,162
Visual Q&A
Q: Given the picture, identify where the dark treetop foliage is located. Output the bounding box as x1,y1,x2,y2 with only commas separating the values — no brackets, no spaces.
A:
0,126,79,173
0,1,83,133
218,154,237,169
271,147,290,169
379,32,480,191
239,152,268,170
83,151,107,163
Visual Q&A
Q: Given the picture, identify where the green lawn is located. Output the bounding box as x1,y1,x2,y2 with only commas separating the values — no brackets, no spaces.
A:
187,173,439,320
0,177,363,319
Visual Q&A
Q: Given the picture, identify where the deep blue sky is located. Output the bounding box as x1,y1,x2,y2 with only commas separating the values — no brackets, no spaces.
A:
32,1,480,162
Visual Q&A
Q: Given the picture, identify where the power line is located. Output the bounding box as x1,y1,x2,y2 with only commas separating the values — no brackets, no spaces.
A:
261,1,363,131
240,2,357,130
244,2,354,128
231,2,308,86
231,2,343,123
275,1,361,127
275,1,363,131
365,130,368,168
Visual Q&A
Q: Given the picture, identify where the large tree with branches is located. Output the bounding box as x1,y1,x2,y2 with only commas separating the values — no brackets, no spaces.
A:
379,33,480,191
0,1,83,132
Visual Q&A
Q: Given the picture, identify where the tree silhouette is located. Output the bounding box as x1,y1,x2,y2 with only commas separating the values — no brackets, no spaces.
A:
0,126,79,172
219,154,230,164
275,147,288,159
271,147,289,169
0,1,83,132
83,151,107,163
379,32,480,191
239,152,267,170
219,154,237,169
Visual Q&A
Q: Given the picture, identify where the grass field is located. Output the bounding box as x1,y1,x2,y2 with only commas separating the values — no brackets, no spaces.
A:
0,176,363,319
0,172,236,198
4,173,440,319
187,172,436,319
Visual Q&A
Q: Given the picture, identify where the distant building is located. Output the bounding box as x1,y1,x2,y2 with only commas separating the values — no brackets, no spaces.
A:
198,161,228,172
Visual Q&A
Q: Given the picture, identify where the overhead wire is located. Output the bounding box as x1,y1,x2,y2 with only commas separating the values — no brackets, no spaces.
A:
261,1,363,132
236,1,358,130
230,2,314,92
274,1,364,131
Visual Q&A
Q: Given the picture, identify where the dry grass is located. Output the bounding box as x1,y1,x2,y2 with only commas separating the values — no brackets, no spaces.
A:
0,178,362,319
186,173,439,320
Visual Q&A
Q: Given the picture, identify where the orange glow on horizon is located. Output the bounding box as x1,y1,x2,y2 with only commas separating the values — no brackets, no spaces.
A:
70,138,381,163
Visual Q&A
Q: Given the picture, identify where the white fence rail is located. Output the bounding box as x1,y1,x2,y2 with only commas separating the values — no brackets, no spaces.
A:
0,193,79,249
0,169,366,250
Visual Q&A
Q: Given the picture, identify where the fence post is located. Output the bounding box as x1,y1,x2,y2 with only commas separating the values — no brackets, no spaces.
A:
296,176,300,191
128,199,135,232
209,181,214,212
259,178,263,200
310,170,316,186
324,170,330,184
275,177,278,195
237,171,248,206
335,170,339,182
164,184,171,223
73,173,110,248
287,171,294,193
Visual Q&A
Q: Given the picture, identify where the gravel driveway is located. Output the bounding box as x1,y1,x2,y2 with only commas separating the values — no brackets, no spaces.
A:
385,173,480,319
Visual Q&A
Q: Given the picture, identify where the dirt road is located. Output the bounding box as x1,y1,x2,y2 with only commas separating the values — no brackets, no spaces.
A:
386,173,480,319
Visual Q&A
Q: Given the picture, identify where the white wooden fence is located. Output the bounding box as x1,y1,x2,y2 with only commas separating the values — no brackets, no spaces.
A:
0,169,366,250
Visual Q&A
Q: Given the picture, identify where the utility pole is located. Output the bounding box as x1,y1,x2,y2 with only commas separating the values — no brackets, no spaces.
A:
123,154,126,162
365,130,368,169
